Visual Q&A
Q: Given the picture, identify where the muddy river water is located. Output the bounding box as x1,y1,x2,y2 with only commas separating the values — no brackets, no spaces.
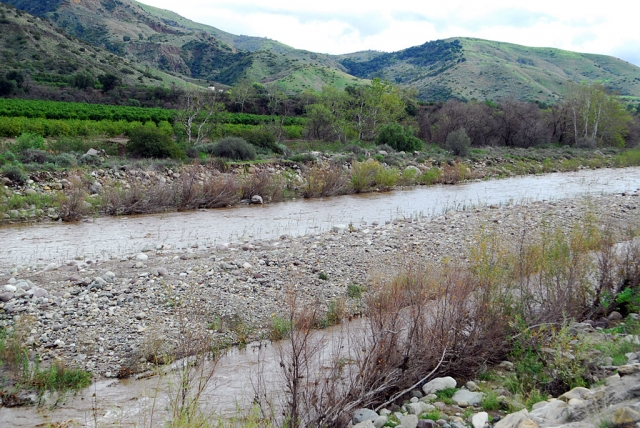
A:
1,167,640,268
1,167,640,426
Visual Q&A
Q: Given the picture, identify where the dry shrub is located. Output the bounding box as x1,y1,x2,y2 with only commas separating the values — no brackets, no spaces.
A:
261,265,511,427
262,214,640,427
101,168,241,214
178,167,241,210
350,160,381,193
101,179,177,215
440,161,471,184
300,164,349,198
240,169,286,203
58,175,90,221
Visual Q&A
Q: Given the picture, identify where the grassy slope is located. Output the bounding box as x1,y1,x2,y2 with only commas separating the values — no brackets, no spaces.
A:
337,37,640,102
2,0,639,100
0,3,135,85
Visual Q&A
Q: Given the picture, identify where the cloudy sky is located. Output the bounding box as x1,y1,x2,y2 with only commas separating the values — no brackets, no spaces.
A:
139,0,640,67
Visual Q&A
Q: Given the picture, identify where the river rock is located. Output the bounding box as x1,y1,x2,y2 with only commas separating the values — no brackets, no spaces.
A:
4,284,17,292
618,363,640,375
136,253,149,261
612,407,640,425
608,311,623,321
494,409,538,428
452,390,483,406
399,414,419,428
251,195,263,204
353,421,375,428
472,412,489,428
0,292,13,302
422,377,457,395
530,400,568,424
352,408,378,424
417,420,438,428
157,267,169,277
407,401,428,415
374,416,388,428
32,288,48,298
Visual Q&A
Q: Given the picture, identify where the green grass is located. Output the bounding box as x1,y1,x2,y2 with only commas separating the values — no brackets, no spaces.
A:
347,283,363,299
481,390,501,411
1,326,92,396
435,387,457,404
269,315,292,341
420,409,442,421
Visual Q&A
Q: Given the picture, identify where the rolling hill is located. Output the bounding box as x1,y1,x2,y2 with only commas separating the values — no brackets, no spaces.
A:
0,1,196,91
0,0,362,92
338,38,640,102
1,0,640,102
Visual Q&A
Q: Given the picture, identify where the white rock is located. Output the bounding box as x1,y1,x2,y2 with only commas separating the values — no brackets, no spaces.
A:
422,376,457,395
4,284,17,292
136,253,149,261
472,412,489,428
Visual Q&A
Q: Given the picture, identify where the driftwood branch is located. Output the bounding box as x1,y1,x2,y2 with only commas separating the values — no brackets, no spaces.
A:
374,346,448,412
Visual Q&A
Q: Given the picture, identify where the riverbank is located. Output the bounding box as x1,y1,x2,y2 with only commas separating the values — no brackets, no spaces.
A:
1,190,639,380
1,145,639,224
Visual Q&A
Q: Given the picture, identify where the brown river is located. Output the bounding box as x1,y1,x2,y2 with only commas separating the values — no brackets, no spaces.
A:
1,167,640,268
1,167,640,426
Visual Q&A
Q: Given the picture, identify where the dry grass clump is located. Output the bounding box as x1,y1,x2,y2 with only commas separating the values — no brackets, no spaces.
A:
300,164,350,198
58,175,91,221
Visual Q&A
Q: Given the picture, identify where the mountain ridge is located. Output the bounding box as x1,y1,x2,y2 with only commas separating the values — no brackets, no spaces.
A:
2,0,640,102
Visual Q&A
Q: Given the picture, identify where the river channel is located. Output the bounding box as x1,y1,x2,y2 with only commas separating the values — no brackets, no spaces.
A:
1,167,640,267
1,167,640,426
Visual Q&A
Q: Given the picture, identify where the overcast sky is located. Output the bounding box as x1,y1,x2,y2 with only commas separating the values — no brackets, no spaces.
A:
139,0,640,67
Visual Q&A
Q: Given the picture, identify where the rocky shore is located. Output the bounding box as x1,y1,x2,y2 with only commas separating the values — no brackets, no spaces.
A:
1,190,639,381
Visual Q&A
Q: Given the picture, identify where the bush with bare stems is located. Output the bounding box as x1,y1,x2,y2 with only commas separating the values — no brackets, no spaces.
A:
300,164,350,198
241,169,286,203
255,216,640,427
58,175,91,221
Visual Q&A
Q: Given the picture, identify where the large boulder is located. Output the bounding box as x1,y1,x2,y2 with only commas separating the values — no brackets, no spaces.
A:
422,376,457,395
530,400,569,425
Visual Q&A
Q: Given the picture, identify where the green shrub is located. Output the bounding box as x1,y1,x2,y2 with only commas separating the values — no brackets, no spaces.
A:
269,316,292,341
13,132,45,152
1,163,28,184
51,153,77,167
375,124,423,152
445,128,471,157
211,137,256,161
347,283,363,299
126,125,183,159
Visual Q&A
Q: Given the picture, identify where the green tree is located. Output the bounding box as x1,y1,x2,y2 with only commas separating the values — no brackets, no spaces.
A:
98,73,120,92
69,71,96,90
565,82,631,147
304,86,349,142
229,79,256,113
376,123,422,152
347,78,406,141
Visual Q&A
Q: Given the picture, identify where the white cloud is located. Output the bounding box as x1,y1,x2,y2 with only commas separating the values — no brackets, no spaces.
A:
138,0,640,66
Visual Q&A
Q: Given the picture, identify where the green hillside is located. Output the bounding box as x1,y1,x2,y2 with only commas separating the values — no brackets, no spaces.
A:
0,0,361,92
339,38,640,102
1,0,639,102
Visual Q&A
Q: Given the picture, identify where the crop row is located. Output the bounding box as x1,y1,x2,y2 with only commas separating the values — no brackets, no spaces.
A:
0,99,174,123
0,99,308,126
0,116,305,140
